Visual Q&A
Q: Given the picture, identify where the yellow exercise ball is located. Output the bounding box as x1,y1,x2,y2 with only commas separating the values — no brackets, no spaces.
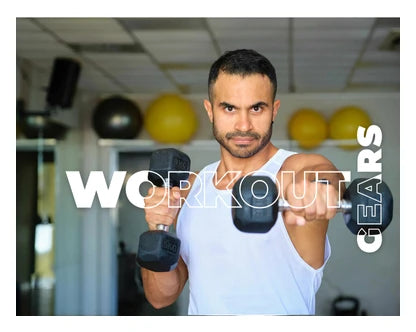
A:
288,108,328,149
329,106,372,149
144,94,198,144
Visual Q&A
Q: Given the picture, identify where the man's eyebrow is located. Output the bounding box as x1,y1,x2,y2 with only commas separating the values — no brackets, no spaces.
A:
218,101,236,108
217,101,269,109
250,101,269,108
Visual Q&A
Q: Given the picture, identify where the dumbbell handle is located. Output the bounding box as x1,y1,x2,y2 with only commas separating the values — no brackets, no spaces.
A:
155,178,172,232
278,198,352,214
157,224,170,231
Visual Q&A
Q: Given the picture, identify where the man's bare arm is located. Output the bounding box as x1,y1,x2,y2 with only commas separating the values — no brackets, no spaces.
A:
140,172,197,309
278,153,345,269
141,257,188,309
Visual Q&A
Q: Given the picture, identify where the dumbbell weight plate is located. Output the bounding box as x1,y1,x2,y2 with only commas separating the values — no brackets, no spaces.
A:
232,176,279,233
137,231,181,272
342,177,393,234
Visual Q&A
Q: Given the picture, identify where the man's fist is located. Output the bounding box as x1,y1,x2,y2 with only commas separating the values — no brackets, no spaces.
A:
144,186,182,231
282,178,338,226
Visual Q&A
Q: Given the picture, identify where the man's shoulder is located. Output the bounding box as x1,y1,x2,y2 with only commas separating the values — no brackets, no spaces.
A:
280,152,333,171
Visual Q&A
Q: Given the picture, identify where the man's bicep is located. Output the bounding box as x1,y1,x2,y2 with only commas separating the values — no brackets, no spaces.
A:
282,153,335,171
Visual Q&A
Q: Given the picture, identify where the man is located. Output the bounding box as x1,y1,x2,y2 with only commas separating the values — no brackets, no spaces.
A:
141,49,344,315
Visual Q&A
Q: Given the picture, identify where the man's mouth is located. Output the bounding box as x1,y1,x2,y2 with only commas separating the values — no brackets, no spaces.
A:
231,137,256,145
225,132,260,145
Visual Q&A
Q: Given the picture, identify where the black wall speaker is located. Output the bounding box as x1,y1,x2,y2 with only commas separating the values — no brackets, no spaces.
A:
46,58,81,109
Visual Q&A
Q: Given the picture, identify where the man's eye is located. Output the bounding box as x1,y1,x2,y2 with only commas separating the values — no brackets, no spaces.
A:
225,106,234,112
253,106,261,112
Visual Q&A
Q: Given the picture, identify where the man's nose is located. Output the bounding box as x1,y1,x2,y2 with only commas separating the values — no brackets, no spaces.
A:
235,111,253,132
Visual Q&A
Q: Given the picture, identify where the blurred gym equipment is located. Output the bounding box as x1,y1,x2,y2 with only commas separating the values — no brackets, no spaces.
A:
92,96,143,139
329,106,372,149
144,94,198,144
288,108,328,149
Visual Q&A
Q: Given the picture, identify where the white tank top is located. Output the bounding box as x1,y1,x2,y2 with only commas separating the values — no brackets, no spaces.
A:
176,149,331,315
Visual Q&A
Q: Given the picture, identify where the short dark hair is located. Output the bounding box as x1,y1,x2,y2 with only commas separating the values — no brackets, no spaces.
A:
208,49,278,101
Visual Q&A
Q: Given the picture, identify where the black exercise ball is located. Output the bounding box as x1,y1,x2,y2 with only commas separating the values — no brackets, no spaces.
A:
92,96,143,139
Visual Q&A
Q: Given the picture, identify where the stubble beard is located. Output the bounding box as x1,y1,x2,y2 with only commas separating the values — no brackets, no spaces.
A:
213,121,273,158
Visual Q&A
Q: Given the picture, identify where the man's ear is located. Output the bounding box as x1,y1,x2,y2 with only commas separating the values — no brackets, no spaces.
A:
272,99,280,121
204,99,213,123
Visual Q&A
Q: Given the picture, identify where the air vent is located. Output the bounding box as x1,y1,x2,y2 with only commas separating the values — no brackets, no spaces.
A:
119,18,206,30
69,43,145,53
379,28,400,51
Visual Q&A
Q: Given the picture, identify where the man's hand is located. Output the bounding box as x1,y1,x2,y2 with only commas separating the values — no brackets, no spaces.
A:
144,186,182,231
281,174,339,226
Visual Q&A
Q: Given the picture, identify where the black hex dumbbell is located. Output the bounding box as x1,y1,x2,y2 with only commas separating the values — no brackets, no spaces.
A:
231,176,393,234
136,148,190,272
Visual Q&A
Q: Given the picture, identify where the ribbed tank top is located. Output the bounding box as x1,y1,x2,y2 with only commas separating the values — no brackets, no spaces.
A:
176,149,331,315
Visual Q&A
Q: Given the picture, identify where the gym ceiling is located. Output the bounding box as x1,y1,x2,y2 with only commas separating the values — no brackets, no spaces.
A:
16,18,400,95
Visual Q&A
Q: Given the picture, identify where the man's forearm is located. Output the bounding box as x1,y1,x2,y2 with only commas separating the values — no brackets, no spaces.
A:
141,259,186,309
300,162,346,195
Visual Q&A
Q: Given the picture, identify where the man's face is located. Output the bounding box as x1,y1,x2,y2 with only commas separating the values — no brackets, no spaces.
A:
204,72,280,158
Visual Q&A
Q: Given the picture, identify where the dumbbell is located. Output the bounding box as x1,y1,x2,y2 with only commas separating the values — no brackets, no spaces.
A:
136,148,190,272
231,175,393,234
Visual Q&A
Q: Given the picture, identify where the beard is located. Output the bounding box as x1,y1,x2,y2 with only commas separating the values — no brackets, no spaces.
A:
213,121,273,158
